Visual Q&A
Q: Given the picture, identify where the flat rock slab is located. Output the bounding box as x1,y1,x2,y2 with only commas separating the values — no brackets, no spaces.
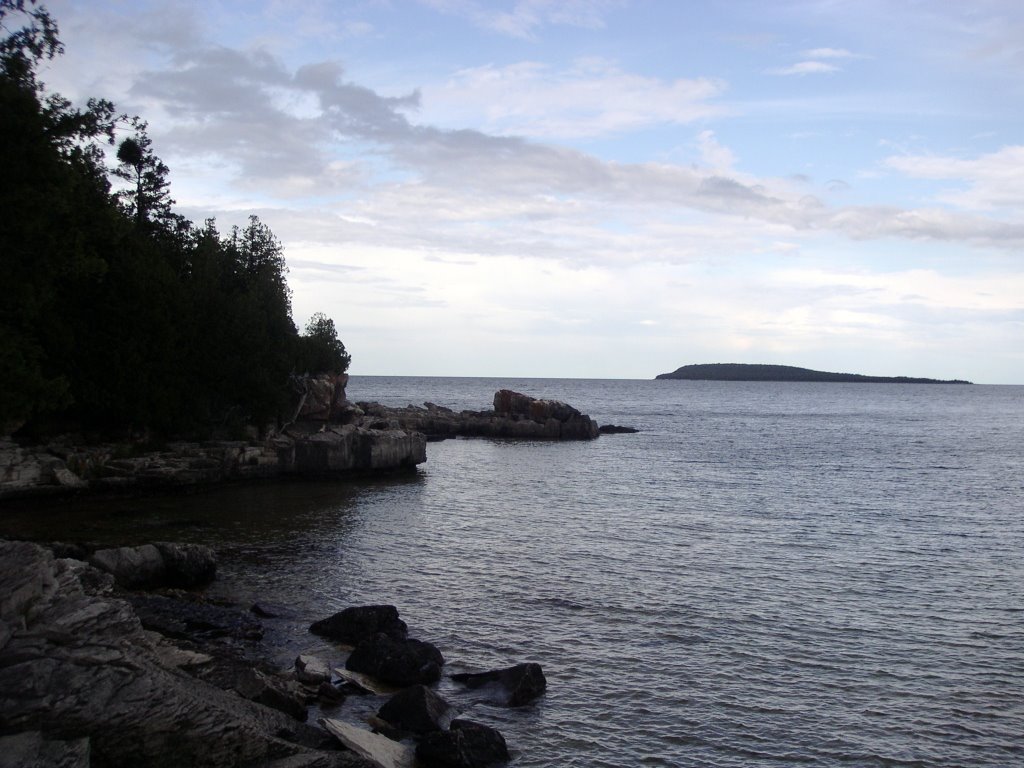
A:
321,719,415,768
334,668,400,696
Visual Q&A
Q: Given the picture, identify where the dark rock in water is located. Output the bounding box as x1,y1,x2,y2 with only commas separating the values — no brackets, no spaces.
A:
598,424,638,434
377,684,453,734
309,604,408,644
154,541,217,587
250,602,278,618
346,632,444,686
416,719,509,768
451,662,546,707
318,681,347,704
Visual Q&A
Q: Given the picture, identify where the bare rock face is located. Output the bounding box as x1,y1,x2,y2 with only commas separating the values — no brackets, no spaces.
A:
294,373,350,422
0,541,368,768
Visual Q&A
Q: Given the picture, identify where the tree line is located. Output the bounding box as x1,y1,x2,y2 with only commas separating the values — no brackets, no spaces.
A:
1,1,351,439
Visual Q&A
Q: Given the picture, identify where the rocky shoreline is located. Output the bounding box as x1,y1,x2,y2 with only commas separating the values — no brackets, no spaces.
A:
0,539,544,768
1,385,632,501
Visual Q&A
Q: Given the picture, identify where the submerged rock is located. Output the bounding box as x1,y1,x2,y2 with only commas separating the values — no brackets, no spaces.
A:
345,633,445,687
451,663,546,707
415,720,509,768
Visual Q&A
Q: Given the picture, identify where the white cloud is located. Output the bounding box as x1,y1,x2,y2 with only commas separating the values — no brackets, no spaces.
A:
766,61,841,76
885,146,1024,211
421,58,726,138
801,47,860,59
418,0,623,40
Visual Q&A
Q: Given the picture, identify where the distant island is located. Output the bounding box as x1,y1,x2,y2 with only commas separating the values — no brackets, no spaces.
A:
655,363,972,384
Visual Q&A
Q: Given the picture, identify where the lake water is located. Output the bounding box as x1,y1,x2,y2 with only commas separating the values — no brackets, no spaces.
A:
4,376,1024,766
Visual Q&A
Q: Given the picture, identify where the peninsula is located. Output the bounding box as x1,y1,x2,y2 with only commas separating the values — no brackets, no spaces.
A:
655,363,972,384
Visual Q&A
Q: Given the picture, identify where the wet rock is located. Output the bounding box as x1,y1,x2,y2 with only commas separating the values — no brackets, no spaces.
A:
296,654,332,685
322,719,415,768
317,681,347,703
415,720,509,768
154,541,217,587
127,593,264,642
377,684,453,734
310,605,408,645
345,633,444,687
451,663,546,707
598,424,639,434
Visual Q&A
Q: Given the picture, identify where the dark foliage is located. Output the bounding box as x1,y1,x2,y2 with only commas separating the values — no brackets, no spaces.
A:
0,2,350,437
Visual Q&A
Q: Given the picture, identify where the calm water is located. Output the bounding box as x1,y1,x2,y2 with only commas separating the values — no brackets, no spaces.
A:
4,377,1024,766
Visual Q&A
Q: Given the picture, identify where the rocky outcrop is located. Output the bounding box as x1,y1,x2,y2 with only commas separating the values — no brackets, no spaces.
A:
356,389,600,441
0,425,426,500
0,540,370,768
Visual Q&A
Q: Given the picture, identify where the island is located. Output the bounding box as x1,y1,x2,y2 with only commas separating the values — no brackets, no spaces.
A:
655,363,972,384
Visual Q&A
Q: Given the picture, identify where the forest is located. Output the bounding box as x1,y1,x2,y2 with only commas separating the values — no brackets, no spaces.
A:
0,0,350,440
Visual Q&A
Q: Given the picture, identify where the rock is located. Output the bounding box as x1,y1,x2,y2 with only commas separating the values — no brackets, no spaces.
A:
89,543,166,588
345,633,444,687
598,424,639,434
154,541,217,587
451,663,546,707
376,684,453,734
0,731,90,768
294,373,350,421
230,666,309,722
296,654,332,685
322,719,415,768
0,541,368,767
415,720,509,768
52,466,88,488
317,681,346,703
492,389,534,416
127,593,264,642
310,605,407,645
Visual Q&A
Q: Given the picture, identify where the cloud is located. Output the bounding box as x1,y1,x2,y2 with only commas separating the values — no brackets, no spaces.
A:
884,146,1024,211
766,61,841,76
422,58,726,138
418,0,623,40
801,47,860,59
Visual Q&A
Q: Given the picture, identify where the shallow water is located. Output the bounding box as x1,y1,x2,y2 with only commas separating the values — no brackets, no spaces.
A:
4,377,1023,766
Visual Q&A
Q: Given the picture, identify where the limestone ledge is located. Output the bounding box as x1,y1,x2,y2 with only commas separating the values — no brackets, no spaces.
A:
0,423,426,501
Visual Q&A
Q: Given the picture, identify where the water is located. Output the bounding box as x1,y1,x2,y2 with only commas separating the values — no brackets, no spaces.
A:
4,377,1023,766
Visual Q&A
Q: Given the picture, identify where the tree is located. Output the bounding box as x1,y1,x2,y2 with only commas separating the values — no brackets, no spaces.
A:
113,125,175,230
298,313,351,375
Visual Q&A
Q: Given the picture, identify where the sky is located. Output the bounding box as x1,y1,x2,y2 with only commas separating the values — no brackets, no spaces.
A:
32,0,1024,382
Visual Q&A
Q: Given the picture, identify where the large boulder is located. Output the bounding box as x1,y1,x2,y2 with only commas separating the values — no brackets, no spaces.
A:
376,685,453,734
88,542,217,590
89,543,166,588
345,633,444,687
451,663,546,707
415,720,509,768
309,604,408,644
